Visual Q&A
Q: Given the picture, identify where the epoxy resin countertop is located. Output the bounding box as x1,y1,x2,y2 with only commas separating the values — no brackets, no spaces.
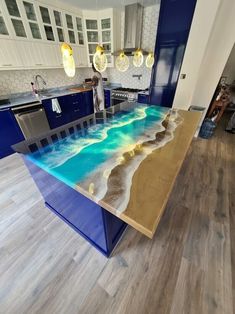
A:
27,103,201,238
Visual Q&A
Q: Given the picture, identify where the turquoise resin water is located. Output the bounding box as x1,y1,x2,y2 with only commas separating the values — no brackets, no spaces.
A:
27,105,168,188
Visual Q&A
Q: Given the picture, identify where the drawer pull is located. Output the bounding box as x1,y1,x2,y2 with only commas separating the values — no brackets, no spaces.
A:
35,63,43,66
74,109,80,112
56,114,62,118
3,64,12,66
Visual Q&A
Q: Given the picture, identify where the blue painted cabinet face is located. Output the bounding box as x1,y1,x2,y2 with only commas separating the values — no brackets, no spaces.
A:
83,90,94,115
0,108,24,158
42,97,69,129
43,91,94,130
150,0,197,107
67,93,85,120
138,93,149,104
104,89,111,108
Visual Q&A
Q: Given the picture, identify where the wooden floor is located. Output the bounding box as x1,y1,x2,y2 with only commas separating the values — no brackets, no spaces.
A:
0,115,234,314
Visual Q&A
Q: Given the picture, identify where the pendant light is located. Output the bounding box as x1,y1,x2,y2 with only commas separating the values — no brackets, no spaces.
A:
133,48,144,67
93,45,108,73
92,0,107,73
145,51,154,68
115,51,129,72
61,43,75,77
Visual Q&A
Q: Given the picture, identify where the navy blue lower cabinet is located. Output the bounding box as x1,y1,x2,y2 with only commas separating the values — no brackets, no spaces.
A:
24,157,127,257
42,97,69,129
83,90,94,115
67,93,85,120
138,93,150,104
0,108,24,159
104,89,111,108
150,0,197,107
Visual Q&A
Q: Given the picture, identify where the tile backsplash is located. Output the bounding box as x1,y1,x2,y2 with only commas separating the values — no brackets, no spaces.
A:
0,4,159,96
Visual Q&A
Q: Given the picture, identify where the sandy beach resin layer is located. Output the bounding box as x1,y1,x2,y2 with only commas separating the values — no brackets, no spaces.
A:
27,104,184,226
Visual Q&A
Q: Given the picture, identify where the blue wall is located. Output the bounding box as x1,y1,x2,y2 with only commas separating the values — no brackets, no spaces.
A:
150,0,197,107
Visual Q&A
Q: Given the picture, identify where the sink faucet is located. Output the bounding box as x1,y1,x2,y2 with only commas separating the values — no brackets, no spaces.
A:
34,75,47,94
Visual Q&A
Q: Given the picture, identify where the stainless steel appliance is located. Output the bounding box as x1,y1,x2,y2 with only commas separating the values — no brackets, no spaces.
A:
12,102,50,139
111,87,142,106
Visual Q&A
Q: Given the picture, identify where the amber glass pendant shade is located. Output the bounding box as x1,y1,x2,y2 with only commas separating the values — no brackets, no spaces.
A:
61,43,75,77
115,51,129,72
145,52,155,68
133,48,144,67
93,45,107,73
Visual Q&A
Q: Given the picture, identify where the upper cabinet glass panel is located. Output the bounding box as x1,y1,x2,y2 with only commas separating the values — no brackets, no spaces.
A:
86,19,97,30
102,30,111,42
23,1,36,21
39,6,51,24
101,18,110,29
68,30,75,43
66,14,73,29
78,32,84,45
11,18,26,37
0,16,9,35
57,28,64,42
44,25,54,41
54,10,62,27
76,17,82,31
29,22,41,39
87,31,98,42
5,0,20,17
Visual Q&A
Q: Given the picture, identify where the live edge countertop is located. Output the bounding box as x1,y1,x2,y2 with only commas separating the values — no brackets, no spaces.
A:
77,109,201,238
26,105,201,239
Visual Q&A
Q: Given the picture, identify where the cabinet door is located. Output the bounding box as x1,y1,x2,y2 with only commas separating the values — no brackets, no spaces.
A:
67,93,85,120
4,0,28,38
73,46,87,67
21,1,42,40
0,5,10,38
104,89,111,108
84,90,94,115
42,98,69,129
0,39,23,68
0,108,24,158
53,9,65,43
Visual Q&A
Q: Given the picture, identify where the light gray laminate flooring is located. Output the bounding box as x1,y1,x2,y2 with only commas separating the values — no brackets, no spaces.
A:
0,115,234,314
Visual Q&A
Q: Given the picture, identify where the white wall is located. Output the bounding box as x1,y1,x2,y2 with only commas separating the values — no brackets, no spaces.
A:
173,0,235,124
222,43,235,84
172,0,221,110
0,68,92,96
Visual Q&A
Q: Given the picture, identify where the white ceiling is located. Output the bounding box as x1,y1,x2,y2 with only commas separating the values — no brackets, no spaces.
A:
64,0,159,10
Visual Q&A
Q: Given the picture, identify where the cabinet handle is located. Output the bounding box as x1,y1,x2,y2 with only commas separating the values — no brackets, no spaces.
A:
73,101,79,104
3,64,12,66
74,109,80,112
35,63,43,66
56,114,62,118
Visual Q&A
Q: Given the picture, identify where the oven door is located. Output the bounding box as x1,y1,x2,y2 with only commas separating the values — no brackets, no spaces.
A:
111,97,126,106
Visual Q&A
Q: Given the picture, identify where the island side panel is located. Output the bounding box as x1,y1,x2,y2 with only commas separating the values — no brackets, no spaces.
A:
23,157,127,257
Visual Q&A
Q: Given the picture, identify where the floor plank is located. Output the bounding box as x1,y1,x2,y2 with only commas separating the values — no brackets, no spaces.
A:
0,114,234,314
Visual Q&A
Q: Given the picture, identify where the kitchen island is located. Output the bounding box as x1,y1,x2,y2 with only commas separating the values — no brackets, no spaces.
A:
13,102,201,256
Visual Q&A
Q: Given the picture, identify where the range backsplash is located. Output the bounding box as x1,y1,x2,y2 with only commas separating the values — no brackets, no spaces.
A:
0,4,159,96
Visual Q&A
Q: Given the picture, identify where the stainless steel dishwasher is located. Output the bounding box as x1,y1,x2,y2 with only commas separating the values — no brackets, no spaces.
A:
12,102,50,139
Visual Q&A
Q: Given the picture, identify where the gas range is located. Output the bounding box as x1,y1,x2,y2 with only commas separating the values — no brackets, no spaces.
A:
111,87,143,103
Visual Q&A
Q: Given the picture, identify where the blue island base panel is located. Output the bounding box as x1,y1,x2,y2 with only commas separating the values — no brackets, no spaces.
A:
24,157,127,257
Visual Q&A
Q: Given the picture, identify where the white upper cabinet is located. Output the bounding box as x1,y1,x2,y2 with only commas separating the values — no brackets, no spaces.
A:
84,8,121,67
0,1,122,70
